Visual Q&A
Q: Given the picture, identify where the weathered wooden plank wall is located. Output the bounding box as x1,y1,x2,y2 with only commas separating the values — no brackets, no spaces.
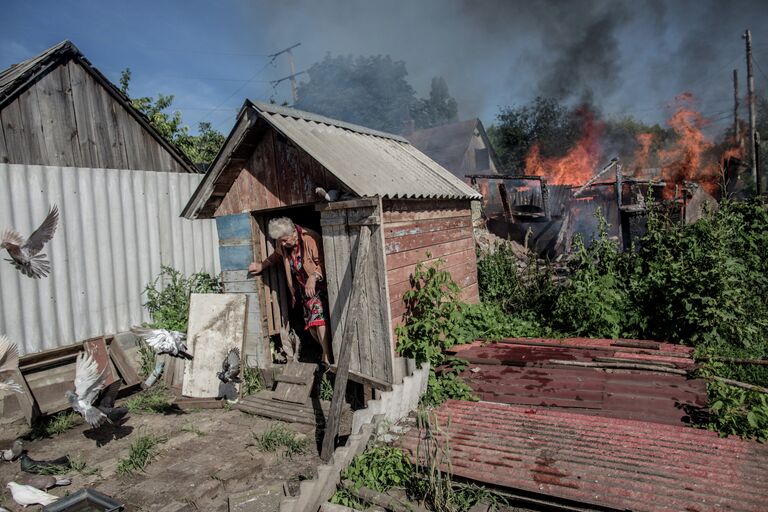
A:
214,131,341,216
382,199,479,336
320,199,394,383
0,60,188,172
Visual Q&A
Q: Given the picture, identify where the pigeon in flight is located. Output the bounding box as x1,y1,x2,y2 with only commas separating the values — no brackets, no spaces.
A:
6,482,59,507
217,348,241,384
131,327,193,359
1,439,23,462
1,205,59,279
0,334,22,395
65,351,108,428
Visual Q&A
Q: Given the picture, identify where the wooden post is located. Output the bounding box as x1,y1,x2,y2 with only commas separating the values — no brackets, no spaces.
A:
744,29,759,194
733,69,740,148
321,226,372,461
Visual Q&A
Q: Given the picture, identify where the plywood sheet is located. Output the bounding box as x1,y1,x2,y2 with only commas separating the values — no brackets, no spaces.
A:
182,293,247,398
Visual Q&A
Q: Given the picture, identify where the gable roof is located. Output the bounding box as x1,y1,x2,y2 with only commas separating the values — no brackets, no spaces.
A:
406,118,500,173
182,101,481,219
0,40,197,173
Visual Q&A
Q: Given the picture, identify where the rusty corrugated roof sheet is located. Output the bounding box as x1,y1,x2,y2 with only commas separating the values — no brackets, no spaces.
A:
449,339,708,426
399,400,768,512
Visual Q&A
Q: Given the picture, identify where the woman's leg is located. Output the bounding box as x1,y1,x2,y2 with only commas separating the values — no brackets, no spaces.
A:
309,325,332,365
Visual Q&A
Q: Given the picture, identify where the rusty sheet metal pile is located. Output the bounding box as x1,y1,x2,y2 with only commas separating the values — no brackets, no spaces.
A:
399,400,768,512
449,338,707,426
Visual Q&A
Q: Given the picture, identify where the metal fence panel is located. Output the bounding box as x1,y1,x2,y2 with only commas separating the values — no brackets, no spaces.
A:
0,164,220,355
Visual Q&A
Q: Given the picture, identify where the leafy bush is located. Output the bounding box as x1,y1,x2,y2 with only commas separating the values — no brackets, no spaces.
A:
143,266,221,332
477,242,559,322
704,381,768,442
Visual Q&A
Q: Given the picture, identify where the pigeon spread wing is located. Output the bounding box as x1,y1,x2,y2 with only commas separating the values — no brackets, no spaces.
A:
1,229,24,247
0,335,19,373
131,327,174,354
23,205,59,256
73,351,106,405
226,349,241,377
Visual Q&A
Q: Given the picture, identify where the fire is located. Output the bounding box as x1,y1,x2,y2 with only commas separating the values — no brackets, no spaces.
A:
526,107,602,185
631,133,654,175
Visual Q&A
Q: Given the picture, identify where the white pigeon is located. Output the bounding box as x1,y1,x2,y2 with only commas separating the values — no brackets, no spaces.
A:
65,350,108,428
0,334,22,394
315,187,340,202
1,204,59,279
6,482,59,507
131,327,193,359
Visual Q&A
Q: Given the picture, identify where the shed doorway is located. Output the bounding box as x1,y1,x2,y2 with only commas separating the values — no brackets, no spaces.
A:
252,205,324,365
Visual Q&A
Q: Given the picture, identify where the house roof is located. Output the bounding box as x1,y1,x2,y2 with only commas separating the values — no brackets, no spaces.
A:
399,400,768,511
0,40,197,173
406,118,499,174
182,101,481,219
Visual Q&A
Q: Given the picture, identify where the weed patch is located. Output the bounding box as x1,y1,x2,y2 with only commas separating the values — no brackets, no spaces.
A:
125,387,174,414
242,366,264,396
31,411,80,439
252,425,309,458
143,266,221,332
116,433,167,476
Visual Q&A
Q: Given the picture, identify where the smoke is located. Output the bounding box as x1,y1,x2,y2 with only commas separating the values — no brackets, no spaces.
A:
234,0,768,126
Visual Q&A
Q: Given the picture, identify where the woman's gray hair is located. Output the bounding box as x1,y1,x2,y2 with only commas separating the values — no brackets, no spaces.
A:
268,217,296,240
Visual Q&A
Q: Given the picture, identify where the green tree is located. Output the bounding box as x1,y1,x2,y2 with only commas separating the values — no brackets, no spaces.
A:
410,76,459,129
296,54,416,133
295,55,460,134
119,68,224,166
488,97,582,169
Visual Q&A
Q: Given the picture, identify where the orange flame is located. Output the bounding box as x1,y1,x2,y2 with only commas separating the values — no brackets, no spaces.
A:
525,108,602,185
631,133,655,175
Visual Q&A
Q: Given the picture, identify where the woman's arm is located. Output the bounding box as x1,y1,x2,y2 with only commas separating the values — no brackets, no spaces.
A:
248,251,281,275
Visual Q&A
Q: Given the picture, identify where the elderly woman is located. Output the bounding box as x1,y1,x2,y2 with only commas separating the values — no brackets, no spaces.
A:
248,217,332,366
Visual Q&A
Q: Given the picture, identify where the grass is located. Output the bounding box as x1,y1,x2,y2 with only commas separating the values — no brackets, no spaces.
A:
243,365,264,396
319,374,333,401
116,433,167,476
137,340,158,379
180,423,205,436
125,387,174,414
252,424,309,458
31,411,81,439
70,457,102,477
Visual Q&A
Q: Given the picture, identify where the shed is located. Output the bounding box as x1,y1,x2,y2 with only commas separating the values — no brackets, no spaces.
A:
0,40,196,172
183,101,481,385
405,118,500,180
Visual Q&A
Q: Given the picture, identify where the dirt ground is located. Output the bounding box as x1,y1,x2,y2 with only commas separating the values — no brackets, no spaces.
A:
0,406,331,512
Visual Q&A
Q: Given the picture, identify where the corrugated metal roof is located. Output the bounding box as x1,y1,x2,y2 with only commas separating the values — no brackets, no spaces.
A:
0,164,220,356
450,339,707,426
252,101,482,200
399,400,768,512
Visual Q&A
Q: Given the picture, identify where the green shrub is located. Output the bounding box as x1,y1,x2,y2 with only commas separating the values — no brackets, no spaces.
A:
143,266,221,332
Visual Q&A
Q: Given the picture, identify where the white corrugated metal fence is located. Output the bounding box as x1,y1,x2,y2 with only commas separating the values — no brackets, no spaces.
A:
0,164,220,355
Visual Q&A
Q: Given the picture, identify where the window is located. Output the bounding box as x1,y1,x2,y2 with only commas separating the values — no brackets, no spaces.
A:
475,148,490,171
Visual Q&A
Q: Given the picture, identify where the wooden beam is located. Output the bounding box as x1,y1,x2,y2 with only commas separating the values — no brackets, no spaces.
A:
321,225,372,461
327,365,393,392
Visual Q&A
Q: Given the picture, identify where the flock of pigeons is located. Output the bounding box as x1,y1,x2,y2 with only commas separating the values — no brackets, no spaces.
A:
0,206,243,508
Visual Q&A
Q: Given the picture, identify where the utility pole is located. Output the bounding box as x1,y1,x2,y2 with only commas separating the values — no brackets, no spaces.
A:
267,43,302,104
744,29,759,193
733,69,740,148
287,48,299,103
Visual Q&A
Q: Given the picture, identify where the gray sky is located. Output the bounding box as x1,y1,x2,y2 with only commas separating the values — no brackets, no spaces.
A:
2,0,767,135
